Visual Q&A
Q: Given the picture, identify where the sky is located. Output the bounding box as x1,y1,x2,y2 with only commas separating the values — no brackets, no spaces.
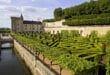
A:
0,0,90,28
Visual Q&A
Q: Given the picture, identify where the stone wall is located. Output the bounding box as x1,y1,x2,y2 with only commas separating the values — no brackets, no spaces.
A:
44,20,110,36
14,40,55,75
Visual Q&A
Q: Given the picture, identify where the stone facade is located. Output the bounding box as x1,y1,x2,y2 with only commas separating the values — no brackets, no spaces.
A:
11,15,44,33
44,20,110,36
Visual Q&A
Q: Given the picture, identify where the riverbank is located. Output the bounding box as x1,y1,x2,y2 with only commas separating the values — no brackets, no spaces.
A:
14,39,56,75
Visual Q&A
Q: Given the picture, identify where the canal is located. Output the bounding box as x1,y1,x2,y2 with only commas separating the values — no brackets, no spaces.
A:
0,43,32,75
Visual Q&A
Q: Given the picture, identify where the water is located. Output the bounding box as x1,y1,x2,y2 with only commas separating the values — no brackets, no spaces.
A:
0,43,32,75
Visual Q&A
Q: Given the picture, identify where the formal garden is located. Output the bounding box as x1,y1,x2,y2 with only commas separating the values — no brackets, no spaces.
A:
11,0,110,74
11,30,110,75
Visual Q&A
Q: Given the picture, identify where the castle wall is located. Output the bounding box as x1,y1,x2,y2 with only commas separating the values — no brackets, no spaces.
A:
44,20,110,36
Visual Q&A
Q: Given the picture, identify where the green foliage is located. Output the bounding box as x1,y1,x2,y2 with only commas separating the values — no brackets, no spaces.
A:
106,54,110,75
106,50,110,75
43,17,62,22
12,32,105,75
43,18,56,22
61,30,80,38
0,28,11,33
63,0,101,18
43,0,110,28
63,16,110,26
70,30,80,37
105,30,110,75
56,54,96,73
98,0,110,13
105,31,110,44
89,30,98,41
44,0,110,25
63,0,110,19
54,7,63,19
71,14,98,19
61,30,69,37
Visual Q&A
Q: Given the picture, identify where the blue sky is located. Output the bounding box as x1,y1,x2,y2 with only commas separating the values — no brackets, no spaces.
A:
0,0,90,28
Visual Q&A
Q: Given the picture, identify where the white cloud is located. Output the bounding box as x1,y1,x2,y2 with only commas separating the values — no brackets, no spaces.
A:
0,0,12,3
0,4,51,28
0,5,48,13
31,0,35,2
1,5,21,13
22,6,48,13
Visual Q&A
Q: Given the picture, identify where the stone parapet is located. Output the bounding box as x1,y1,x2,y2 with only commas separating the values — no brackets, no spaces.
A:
14,40,56,75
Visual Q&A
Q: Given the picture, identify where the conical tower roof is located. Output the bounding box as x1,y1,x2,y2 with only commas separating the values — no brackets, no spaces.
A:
20,14,23,20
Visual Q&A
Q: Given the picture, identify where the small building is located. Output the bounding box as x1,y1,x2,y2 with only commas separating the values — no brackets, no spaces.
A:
11,14,44,33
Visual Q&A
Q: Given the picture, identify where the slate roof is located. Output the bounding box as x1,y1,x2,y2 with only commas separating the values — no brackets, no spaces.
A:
23,20,42,24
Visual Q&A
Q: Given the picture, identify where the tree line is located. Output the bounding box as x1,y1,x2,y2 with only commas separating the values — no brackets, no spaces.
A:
43,0,110,25
0,28,11,33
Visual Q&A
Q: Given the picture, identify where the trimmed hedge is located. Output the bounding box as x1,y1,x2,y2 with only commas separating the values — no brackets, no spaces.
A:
70,13,110,20
63,17,110,26
43,17,62,22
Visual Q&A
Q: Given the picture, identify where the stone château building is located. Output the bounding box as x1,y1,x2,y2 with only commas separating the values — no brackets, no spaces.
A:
11,14,44,33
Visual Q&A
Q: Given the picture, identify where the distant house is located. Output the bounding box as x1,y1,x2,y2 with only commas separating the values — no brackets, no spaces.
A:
11,14,44,33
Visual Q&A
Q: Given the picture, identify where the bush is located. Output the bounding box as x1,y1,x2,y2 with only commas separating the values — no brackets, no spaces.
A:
105,31,110,44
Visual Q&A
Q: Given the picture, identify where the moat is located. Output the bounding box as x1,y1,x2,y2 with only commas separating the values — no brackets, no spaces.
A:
0,43,32,75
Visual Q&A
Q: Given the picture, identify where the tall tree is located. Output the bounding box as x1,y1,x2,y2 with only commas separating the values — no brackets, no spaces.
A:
98,0,110,13
54,7,63,19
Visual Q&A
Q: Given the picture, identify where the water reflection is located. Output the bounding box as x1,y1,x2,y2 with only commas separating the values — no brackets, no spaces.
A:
1,43,10,47
1,43,11,49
